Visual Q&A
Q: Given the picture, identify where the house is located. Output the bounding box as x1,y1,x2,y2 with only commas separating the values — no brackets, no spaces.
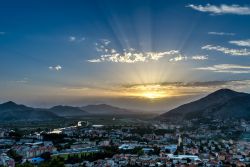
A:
30,157,44,164
162,145,177,153
0,153,15,167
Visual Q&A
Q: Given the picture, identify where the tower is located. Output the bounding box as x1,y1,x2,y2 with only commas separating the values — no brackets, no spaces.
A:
178,134,182,146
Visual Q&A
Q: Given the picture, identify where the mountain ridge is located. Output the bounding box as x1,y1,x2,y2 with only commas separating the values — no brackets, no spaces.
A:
0,101,61,121
81,104,131,115
159,89,250,121
0,102,136,121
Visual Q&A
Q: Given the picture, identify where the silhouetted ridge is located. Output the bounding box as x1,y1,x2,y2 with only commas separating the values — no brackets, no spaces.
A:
159,89,250,121
0,101,60,121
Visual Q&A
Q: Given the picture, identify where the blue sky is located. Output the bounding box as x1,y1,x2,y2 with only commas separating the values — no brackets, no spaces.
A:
1,0,250,111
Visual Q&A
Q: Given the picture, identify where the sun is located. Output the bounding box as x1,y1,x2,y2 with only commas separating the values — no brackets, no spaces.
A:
142,91,166,99
123,84,171,99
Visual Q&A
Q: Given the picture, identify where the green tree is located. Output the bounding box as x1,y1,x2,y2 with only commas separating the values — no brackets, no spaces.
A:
16,162,34,167
7,149,23,162
39,158,65,167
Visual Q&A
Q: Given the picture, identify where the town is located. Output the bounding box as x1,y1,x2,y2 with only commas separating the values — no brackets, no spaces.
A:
0,118,250,167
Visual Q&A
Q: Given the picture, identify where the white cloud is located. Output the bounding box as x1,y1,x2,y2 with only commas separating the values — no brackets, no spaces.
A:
191,55,208,60
94,39,113,53
69,36,76,42
202,45,250,56
229,39,250,47
187,4,250,15
100,39,111,46
15,77,29,84
69,36,85,42
169,55,188,62
196,64,250,74
90,40,180,63
90,39,207,63
88,49,179,63
208,32,235,36
49,65,62,71
87,59,102,63
169,55,208,62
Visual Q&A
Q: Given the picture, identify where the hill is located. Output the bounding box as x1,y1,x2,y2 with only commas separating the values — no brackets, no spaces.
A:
49,105,88,117
0,101,61,121
0,101,136,121
159,89,250,121
81,104,133,115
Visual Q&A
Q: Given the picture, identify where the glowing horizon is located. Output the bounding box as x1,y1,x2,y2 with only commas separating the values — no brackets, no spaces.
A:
1,0,250,111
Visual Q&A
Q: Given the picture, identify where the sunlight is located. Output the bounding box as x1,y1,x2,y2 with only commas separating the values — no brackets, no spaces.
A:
142,91,166,99
123,84,170,99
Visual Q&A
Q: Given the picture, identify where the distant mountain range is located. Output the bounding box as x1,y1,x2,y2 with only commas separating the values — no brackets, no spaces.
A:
0,101,136,121
49,105,89,117
0,101,60,121
2,88,250,122
81,104,130,115
159,89,250,121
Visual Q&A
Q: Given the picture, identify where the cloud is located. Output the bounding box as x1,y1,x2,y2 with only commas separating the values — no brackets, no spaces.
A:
0,32,5,35
87,59,102,63
196,64,250,74
169,55,208,62
208,32,235,36
120,80,250,98
187,4,250,15
229,39,250,47
90,39,179,63
169,55,188,62
69,36,76,42
100,39,111,46
14,77,29,84
94,39,113,53
61,80,250,100
191,55,208,60
89,50,179,63
69,36,85,42
202,45,250,56
125,80,247,89
90,39,207,63
49,65,62,71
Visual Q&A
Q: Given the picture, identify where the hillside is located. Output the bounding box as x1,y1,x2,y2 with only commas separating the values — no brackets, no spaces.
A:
159,89,250,121
81,104,132,115
49,105,88,117
0,101,61,121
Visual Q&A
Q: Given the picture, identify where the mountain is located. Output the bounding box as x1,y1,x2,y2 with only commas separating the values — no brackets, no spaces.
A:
49,105,88,117
0,101,60,121
0,101,136,121
159,89,250,121
81,104,133,115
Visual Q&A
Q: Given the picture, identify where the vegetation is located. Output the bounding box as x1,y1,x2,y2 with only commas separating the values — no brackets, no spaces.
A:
7,149,23,163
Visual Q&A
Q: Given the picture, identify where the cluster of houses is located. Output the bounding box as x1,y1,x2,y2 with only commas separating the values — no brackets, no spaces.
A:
13,141,57,159
0,119,249,166
0,153,15,167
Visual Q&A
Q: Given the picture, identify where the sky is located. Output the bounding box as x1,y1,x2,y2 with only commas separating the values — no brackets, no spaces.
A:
1,0,250,111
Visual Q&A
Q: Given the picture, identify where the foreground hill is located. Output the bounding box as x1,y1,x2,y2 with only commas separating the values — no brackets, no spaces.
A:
159,89,250,121
0,101,60,121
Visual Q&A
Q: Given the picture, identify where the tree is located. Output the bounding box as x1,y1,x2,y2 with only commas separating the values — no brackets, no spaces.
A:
153,146,160,155
15,162,34,167
9,129,23,139
40,158,65,167
40,152,51,161
7,149,23,162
